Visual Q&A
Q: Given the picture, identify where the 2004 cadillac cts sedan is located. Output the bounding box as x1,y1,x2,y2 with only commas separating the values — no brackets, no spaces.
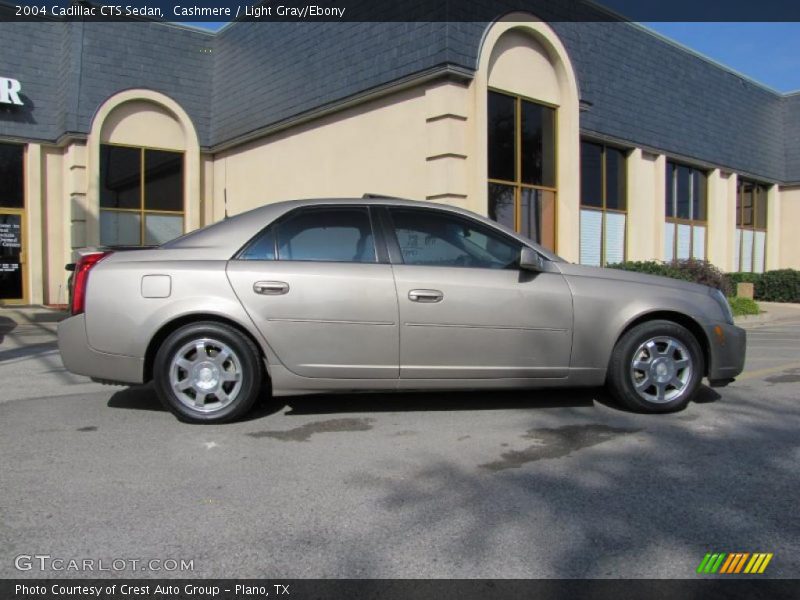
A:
58,198,746,423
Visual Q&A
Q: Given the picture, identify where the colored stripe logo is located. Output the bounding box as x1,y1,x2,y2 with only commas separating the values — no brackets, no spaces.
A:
697,552,773,574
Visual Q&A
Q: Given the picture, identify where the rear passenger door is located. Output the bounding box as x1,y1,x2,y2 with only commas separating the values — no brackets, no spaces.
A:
226,206,399,379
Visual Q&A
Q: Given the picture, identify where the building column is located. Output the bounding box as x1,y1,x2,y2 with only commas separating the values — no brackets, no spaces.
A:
766,184,781,270
65,142,89,249
24,143,43,305
706,169,735,271
626,149,659,261
424,81,469,209
778,186,800,269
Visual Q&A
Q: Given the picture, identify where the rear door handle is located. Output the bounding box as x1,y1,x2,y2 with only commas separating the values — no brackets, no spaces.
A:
408,289,443,303
254,281,290,295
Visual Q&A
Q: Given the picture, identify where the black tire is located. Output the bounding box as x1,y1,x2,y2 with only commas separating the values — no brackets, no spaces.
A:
606,319,704,413
153,321,263,423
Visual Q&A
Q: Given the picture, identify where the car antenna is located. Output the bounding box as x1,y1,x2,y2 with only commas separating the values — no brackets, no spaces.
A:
224,188,229,219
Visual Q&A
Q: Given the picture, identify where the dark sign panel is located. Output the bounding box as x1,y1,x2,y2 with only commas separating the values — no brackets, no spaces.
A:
0,213,23,300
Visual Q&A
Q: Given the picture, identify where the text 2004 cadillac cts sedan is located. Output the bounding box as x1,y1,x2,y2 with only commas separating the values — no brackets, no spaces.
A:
58,198,746,423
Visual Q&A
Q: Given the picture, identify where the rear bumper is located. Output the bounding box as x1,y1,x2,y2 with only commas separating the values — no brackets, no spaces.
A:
58,314,144,384
703,321,746,385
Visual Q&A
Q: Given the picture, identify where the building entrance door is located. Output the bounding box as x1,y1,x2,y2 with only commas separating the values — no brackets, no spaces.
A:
0,210,25,303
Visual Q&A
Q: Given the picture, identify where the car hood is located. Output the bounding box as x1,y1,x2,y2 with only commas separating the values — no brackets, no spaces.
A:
555,262,714,297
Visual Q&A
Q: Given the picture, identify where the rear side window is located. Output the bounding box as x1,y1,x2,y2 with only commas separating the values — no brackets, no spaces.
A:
240,207,377,263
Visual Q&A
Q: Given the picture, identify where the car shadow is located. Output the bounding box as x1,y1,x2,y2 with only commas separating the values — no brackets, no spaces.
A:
107,382,722,420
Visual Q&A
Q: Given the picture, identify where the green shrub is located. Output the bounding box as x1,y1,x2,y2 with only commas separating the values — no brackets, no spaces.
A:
725,269,800,303
728,296,760,317
610,259,732,295
758,269,800,303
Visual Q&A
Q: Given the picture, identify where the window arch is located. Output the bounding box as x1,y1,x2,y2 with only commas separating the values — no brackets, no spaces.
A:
474,14,580,259
87,90,200,247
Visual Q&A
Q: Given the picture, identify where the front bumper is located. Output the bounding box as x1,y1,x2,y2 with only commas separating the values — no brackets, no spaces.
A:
703,321,746,386
58,314,144,384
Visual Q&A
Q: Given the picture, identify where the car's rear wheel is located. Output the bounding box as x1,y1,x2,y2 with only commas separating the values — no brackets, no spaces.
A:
607,319,704,413
153,321,262,423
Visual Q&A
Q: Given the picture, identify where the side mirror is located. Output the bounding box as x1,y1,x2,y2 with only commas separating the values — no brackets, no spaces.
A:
519,247,544,272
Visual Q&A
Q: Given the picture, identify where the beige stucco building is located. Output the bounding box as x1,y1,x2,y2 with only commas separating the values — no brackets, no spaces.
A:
1,10,799,305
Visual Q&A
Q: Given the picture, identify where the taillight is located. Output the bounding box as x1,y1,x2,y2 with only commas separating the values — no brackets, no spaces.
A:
70,252,112,315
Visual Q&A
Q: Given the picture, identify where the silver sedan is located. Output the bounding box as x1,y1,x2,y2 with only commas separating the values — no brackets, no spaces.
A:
58,198,746,423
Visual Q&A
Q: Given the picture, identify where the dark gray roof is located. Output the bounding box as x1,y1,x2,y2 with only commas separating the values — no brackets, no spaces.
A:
0,17,213,144
0,3,797,183
784,93,800,184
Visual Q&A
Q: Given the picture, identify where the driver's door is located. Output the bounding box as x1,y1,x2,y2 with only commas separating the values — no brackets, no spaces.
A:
386,207,573,380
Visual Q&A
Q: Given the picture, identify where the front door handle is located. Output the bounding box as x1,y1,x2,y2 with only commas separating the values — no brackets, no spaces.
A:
253,281,290,295
408,289,443,303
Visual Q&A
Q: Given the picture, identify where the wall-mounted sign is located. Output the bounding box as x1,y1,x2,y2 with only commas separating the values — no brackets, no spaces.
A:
0,77,23,106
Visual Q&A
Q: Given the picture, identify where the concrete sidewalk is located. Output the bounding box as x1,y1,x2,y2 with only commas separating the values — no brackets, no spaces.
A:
0,305,108,403
735,301,800,327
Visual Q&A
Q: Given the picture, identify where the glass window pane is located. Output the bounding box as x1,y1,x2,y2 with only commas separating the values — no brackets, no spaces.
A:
741,229,754,272
755,185,768,230
604,212,626,265
520,188,556,251
664,223,675,261
742,182,754,227
488,183,515,231
521,101,555,187
692,170,707,221
692,225,706,260
144,214,183,245
675,164,691,219
580,209,602,267
736,182,743,227
487,92,515,182
734,228,741,271
665,164,675,218
240,227,276,260
100,210,141,246
391,208,518,269
0,143,24,209
100,146,141,210
605,147,626,211
580,142,602,208
144,150,183,212
277,208,375,263
676,224,691,259
754,231,766,273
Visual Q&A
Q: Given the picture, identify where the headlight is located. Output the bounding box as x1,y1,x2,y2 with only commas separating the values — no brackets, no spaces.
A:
711,288,734,325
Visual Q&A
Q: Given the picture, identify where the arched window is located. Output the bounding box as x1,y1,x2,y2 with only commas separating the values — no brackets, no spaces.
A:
99,144,184,246
487,89,557,251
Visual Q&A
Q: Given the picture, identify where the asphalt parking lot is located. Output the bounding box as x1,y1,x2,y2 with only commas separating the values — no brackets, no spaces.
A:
1,306,799,579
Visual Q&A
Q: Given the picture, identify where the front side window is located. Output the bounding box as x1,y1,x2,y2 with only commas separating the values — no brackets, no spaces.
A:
240,207,377,263
99,144,184,246
389,208,520,269
579,141,627,266
487,90,556,251
664,161,707,261
735,179,768,273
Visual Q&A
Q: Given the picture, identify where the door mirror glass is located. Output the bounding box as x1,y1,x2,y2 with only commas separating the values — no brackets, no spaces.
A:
519,247,544,272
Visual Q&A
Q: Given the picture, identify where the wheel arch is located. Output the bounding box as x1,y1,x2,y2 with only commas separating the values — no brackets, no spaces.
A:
143,313,267,383
617,310,710,376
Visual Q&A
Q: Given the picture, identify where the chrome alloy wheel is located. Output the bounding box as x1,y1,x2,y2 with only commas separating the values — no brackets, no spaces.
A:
169,338,243,413
629,336,693,404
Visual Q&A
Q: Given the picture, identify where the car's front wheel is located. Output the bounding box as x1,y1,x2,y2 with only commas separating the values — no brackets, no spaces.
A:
607,319,704,413
153,321,263,423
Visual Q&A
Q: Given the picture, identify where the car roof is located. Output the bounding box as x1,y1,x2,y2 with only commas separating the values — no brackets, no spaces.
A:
162,197,562,262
